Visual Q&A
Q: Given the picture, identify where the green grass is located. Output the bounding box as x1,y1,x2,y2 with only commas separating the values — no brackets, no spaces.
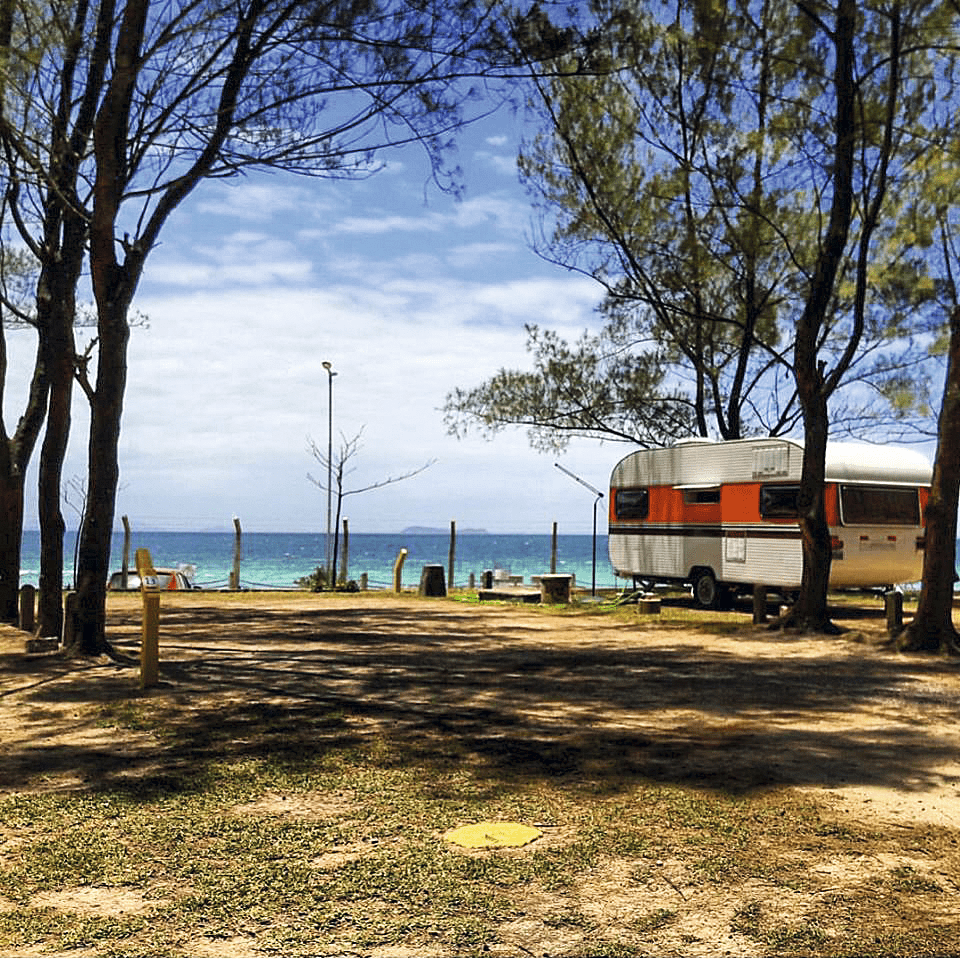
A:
0,594,954,957
2,735,956,957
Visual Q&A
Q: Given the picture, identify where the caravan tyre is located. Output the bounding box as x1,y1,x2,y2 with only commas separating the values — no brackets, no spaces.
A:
692,569,719,609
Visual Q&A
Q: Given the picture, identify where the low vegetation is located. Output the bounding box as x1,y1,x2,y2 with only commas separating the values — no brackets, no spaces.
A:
1,592,958,957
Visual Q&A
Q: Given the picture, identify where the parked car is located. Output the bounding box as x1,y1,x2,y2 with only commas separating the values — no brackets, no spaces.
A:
107,565,196,591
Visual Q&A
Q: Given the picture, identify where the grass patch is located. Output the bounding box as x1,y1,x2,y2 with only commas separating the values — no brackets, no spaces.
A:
3,746,955,957
1,594,955,956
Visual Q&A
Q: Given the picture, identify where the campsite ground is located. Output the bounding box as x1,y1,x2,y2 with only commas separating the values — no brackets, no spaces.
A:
2,590,960,957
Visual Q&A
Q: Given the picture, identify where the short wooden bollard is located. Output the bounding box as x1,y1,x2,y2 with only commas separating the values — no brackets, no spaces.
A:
752,584,768,624
141,593,160,688
885,590,903,635
18,584,35,632
419,564,446,597
393,549,408,593
136,548,161,689
62,592,77,649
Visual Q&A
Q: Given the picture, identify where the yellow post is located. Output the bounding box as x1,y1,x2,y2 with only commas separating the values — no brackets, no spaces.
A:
393,548,408,593
136,548,161,688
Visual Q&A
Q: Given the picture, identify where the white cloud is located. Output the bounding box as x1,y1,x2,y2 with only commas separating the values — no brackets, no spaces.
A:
446,242,519,269
8,119,616,535
112,262,603,533
332,212,446,235
147,231,314,287
193,180,313,219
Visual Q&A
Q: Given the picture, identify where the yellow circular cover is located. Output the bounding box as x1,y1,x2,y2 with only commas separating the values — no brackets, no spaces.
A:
444,822,542,848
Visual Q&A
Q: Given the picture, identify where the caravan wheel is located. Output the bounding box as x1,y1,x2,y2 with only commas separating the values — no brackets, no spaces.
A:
692,569,719,609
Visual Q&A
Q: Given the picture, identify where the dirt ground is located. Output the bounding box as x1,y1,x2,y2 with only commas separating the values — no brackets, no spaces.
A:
3,591,960,956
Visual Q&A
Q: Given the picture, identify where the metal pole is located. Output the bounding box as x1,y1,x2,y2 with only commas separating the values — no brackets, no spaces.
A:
322,361,337,586
554,463,605,597
591,493,599,596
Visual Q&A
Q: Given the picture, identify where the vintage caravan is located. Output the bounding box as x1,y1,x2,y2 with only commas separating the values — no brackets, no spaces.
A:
608,438,932,607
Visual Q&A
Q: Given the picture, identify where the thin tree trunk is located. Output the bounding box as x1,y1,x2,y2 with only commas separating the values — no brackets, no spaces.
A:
72,304,128,655
0,338,47,625
788,402,839,632
34,214,85,637
780,0,856,633
36,355,72,638
0,472,26,624
70,0,147,654
898,306,960,653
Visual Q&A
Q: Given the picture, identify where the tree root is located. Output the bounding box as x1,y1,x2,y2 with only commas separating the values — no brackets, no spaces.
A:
895,623,960,656
767,611,845,635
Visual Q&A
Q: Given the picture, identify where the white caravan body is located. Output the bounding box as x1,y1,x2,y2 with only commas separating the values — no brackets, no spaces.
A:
608,438,931,602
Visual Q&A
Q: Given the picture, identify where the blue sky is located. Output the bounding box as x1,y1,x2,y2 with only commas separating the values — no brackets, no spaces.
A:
6,110,623,534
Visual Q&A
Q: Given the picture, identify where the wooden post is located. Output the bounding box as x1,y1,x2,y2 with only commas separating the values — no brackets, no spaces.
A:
121,515,131,590
550,521,558,574
18,585,35,633
340,518,349,585
468,572,475,590
62,592,77,649
360,572,368,591
230,516,242,590
141,594,160,688
448,520,456,592
752,584,768,624
885,590,903,635
135,548,161,689
393,548,408,592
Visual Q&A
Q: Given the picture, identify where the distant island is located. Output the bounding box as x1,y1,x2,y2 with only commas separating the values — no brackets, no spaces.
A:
401,526,488,535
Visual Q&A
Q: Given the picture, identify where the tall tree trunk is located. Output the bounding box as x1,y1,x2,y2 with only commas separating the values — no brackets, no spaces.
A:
72,304,128,655
781,0,856,632
0,338,47,625
898,306,960,653
71,0,148,654
35,251,82,639
36,347,72,638
789,398,839,632
0,472,26,624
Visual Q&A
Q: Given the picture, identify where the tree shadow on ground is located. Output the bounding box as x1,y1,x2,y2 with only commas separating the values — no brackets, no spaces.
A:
2,598,958,802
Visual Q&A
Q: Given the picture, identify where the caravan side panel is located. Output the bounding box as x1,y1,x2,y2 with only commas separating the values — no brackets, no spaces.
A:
608,439,930,591
609,439,805,586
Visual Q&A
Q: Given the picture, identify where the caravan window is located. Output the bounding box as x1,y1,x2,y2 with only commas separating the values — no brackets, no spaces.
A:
840,485,920,526
760,484,800,518
682,487,720,505
615,488,649,519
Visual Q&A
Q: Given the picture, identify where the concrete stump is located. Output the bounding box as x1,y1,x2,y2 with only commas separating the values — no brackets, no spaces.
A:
637,595,661,615
419,564,446,597
25,637,59,654
539,573,573,604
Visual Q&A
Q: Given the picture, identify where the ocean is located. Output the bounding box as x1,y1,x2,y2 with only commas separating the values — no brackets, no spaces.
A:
18,529,620,592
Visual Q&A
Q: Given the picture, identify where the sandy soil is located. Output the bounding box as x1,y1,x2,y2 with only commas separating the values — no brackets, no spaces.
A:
2,591,960,956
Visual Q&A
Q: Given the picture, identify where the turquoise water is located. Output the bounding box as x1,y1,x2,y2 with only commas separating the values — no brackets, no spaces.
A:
18,530,619,591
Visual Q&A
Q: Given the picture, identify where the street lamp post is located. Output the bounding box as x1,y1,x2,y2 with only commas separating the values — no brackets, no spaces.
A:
554,463,604,596
322,361,337,586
